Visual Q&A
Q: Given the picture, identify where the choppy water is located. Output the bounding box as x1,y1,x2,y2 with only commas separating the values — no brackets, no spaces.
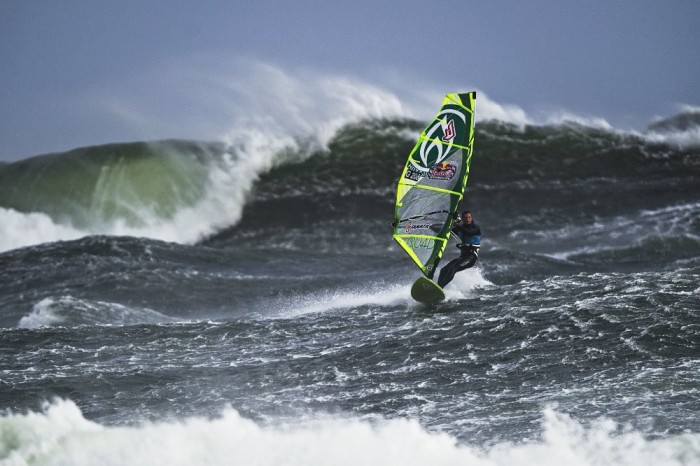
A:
1,111,699,465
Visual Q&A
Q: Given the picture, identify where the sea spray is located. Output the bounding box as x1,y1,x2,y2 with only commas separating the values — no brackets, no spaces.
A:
1,400,698,466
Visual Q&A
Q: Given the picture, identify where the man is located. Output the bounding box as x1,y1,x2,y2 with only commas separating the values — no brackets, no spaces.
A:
437,210,481,288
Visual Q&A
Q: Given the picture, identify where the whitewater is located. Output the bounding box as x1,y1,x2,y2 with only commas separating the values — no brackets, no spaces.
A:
2,400,698,466
1,77,699,465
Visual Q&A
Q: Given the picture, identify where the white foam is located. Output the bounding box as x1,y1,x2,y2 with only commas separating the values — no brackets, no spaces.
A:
17,298,66,328
275,268,492,318
2,400,698,466
541,111,614,130
645,127,700,148
474,92,533,127
644,105,700,148
442,267,493,302
18,296,175,328
0,207,85,253
277,283,414,318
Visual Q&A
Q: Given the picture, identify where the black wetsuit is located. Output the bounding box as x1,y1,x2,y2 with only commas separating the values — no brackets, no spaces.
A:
437,221,481,288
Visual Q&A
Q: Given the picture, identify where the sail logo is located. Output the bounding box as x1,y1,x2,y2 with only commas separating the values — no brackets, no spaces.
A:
405,236,434,249
405,222,433,233
411,109,465,172
441,119,455,141
428,162,456,180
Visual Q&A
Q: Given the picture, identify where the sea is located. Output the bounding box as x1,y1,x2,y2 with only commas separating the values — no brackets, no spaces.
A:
0,106,699,465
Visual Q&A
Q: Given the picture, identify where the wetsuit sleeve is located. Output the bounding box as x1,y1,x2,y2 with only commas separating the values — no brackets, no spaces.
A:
471,225,481,246
459,224,480,246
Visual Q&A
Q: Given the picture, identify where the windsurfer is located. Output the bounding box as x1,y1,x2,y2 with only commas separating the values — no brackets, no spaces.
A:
437,210,481,288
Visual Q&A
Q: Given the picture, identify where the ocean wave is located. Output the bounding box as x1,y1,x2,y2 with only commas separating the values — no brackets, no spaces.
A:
1,399,698,466
1,105,698,254
0,137,297,253
0,77,409,255
645,107,700,148
18,296,175,328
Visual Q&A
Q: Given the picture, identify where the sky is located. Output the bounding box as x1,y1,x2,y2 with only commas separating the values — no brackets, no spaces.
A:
1,0,699,161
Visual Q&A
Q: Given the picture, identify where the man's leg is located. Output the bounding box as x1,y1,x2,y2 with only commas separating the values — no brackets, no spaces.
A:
437,251,478,288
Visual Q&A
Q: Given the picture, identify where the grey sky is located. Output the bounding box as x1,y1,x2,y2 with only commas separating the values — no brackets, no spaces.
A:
2,0,698,161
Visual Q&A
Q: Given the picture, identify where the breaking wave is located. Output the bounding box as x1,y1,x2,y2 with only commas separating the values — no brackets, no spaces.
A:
1,98,698,254
0,137,297,252
1,399,698,466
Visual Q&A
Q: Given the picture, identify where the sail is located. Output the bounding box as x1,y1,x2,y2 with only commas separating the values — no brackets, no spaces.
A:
392,92,476,279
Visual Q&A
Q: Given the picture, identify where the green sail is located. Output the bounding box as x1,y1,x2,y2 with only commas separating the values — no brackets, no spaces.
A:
392,92,476,279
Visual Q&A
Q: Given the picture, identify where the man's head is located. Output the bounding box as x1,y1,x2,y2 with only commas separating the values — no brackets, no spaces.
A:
461,210,473,224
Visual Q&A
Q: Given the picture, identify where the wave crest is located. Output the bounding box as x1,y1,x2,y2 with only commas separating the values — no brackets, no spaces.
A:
19,296,174,328
1,399,698,466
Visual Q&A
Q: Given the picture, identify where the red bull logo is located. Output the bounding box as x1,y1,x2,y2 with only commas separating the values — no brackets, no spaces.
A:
428,162,456,180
